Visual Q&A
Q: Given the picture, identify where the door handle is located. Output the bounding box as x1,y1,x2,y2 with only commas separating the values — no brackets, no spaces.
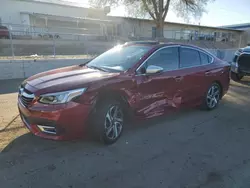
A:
205,71,211,76
174,76,182,82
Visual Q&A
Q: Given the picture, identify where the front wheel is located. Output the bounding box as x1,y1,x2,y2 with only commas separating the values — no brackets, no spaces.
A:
91,99,124,144
201,83,221,110
231,72,244,81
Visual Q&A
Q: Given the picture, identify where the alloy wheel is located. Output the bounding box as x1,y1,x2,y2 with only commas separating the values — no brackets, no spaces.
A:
206,84,220,109
104,105,124,140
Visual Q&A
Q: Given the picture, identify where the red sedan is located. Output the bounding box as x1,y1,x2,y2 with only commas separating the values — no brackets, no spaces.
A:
18,42,230,144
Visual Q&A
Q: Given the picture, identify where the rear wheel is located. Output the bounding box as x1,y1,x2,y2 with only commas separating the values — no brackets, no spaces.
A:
201,83,221,110
90,99,124,144
231,72,244,81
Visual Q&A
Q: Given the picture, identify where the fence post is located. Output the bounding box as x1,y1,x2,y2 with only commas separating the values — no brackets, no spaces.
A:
53,34,56,57
9,25,14,59
239,33,242,48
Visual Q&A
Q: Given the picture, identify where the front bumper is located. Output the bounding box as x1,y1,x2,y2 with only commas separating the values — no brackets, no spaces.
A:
18,98,92,140
231,53,250,76
231,65,250,76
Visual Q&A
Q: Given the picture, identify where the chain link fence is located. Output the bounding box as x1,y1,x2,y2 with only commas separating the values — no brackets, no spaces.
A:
0,23,239,62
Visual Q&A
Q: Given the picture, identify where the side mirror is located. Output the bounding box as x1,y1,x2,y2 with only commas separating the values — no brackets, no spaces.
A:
146,65,164,74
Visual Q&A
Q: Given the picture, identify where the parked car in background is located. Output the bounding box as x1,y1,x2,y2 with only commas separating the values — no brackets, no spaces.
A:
18,42,230,144
0,26,10,39
231,45,250,80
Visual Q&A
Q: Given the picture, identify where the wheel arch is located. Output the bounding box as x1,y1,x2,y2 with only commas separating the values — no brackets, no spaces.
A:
94,89,133,119
96,89,130,106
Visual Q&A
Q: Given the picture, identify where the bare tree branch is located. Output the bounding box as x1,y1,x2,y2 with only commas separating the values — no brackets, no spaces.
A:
151,0,159,20
141,0,156,20
89,0,214,37
162,0,171,20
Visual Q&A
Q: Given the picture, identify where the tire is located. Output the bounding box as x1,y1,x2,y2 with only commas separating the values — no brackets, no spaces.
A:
90,99,124,144
231,72,244,81
201,82,221,110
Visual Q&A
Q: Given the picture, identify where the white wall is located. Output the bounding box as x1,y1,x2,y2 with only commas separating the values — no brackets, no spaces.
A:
0,49,236,80
0,0,105,26
0,58,90,80
109,16,242,41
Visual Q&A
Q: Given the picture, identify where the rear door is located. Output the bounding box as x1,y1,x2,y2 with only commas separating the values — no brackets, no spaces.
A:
178,46,207,107
200,51,229,94
135,46,181,117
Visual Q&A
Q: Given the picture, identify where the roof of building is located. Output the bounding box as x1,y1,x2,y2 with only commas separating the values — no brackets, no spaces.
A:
16,0,90,8
109,16,244,32
220,23,250,29
22,12,113,23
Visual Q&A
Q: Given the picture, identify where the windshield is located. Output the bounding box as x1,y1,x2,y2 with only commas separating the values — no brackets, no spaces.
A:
86,45,151,72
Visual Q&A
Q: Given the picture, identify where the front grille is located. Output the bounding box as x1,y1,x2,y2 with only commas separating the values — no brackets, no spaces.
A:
20,95,34,107
238,54,250,71
19,87,34,107
232,55,238,62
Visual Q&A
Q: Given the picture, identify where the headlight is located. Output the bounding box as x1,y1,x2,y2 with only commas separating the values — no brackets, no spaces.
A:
38,88,86,104
231,61,238,67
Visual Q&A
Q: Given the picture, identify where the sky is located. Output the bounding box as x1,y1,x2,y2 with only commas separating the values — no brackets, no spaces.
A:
66,0,250,26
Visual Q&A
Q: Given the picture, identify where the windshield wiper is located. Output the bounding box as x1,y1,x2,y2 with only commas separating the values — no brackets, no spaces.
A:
79,59,92,67
87,65,108,72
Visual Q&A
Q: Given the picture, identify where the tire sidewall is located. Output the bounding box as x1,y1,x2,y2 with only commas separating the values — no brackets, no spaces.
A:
231,72,243,81
91,99,124,144
204,83,221,110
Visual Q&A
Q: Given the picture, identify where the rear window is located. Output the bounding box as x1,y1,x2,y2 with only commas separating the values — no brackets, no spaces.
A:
208,56,213,63
200,52,209,65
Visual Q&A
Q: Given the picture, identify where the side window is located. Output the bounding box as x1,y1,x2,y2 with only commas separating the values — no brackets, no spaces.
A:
200,52,209,65
146,47,179,71
180,48,201,68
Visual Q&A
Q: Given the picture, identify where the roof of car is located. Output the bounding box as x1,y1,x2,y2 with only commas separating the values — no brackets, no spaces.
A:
123,41,215,58
124,41,160,46
124,41,202,49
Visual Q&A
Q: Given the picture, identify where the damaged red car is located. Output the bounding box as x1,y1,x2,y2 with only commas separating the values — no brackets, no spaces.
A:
18,42,230,144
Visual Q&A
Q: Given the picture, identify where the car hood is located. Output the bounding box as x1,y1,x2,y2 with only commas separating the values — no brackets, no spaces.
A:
242,46,250,53
25,65,119,94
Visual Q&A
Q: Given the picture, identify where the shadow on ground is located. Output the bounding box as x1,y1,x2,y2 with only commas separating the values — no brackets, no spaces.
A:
0,79,23,94
1,106,196,156
1,80,250,188
231,76,250,86
1,78,250,167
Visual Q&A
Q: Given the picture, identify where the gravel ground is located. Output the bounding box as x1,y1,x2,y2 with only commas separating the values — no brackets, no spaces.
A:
0,78,250,188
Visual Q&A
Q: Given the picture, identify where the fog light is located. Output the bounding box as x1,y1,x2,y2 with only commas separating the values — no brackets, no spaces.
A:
37,125,56,134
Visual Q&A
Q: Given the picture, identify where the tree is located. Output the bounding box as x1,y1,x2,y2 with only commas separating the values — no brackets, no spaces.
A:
89,0,214,39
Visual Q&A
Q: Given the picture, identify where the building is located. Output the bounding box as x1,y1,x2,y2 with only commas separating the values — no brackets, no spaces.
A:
0,0,246,48
109,16,243,43
0,0,111,38
222,23,250,45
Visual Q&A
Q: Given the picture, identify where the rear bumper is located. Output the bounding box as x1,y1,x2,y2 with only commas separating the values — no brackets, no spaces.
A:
18,98,92,140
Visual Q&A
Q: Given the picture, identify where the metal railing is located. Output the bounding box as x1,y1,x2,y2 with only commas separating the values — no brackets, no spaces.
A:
0,23,242,59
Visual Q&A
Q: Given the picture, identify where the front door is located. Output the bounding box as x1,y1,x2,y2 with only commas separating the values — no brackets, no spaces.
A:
135,46,181,118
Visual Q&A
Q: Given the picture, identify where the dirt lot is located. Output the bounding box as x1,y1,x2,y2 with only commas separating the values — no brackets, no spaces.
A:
0,78,250,188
